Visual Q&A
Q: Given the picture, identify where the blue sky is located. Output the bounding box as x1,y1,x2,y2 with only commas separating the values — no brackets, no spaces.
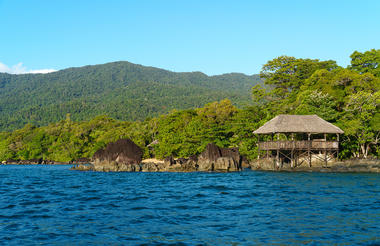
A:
0,0,379,75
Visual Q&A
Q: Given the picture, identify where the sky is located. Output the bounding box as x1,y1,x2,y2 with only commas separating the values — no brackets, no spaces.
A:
0,0,379,75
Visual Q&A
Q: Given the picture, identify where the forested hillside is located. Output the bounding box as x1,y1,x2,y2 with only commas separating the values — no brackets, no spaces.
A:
1,49,378,162
0,61,260,131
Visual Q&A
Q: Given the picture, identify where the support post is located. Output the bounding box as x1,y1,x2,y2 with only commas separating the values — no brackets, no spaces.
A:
276,133,280,169
324,133,327,166
308,133,312,167
291,133,294,168
257,134,260,160
276,149,280,169
291,150,294,168
337,134,340,160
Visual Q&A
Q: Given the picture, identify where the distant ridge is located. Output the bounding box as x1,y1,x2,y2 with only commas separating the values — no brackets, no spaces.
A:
0,61,260,131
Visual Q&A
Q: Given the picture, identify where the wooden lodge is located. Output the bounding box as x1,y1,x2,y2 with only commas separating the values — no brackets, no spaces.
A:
253,115,344,168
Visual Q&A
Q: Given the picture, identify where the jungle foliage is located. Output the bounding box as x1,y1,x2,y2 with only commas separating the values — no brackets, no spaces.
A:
0,50,379,162
0,61,259,131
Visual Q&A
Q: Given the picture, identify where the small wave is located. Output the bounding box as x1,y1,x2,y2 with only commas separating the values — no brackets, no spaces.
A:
0,166,379,245
193,193,206,198
29,214,53,219
127,196,149,201
0,214,24,219
3,223,20,230
200,185,229,191
139,214,156,220
1,204,16,209
19,200,50,206
77,196,101,201
131,206,149,210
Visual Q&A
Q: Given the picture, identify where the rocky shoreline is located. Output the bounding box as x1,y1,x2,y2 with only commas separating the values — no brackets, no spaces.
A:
2,158,379,173
1,158,90,165
2,137,379,173
69,138,380,173
249,158,380,173
71,158,380,173
72,141,244,172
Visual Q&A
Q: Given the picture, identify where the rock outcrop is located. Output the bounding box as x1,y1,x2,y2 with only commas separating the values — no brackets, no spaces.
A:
197,143,242,172
93,139,143,165
73,139,242,172
74,157,91,164
249,158,380,172
86,138,143,172
72,141,243,172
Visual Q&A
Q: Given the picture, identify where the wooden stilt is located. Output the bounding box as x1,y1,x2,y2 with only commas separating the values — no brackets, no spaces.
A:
291,149,294,168
276,149,280,168
324,133,327,167
257,135,260,160
337,134,340,161
308,133,312,167
276,133,280,168
291,133,295,168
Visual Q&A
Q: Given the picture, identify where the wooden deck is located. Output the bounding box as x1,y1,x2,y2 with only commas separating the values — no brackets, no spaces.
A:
258,140,339,150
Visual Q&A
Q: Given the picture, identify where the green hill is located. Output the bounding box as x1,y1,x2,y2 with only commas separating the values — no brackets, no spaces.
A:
0,61,259,131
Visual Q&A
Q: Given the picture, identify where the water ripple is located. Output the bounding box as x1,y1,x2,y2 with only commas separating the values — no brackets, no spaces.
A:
0,165,379,245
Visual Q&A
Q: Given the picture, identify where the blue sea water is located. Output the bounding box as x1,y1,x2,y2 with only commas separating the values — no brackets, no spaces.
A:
0,165,379,245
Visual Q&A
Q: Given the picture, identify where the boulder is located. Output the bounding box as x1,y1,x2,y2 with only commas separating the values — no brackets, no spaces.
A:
181,159,198,172
197,143,242,172
6,159,20,164
221,147,241,165
118,163,141,172
93,138,143,165
28,158,43,164
241,156,250,169
214,157,238,172
176,157,187,165
74,157,91,164
164,156,175,166
198,143,222,162
87,138,143,171
141,162,160,172
189,155,198,163
42,160,55,164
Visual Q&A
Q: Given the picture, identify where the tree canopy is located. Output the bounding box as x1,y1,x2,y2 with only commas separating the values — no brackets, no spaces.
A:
254,49,380,159
0,50,379,162
0,61,260,131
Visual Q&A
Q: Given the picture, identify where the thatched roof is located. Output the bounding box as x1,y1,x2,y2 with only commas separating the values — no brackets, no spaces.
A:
253,115,344,134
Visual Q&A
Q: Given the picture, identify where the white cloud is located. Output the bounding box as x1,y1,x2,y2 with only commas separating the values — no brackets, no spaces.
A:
0,62,56,74
28,69,57,74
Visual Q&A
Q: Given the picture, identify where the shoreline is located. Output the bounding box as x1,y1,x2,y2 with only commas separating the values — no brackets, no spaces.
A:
249,159,380,173
2,158,379,173
71,158,380,173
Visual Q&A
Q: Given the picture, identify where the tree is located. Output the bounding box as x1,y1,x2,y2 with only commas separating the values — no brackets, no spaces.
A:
260,56,338,99
350,49,380,77
295,91,338,121
342,91,380,158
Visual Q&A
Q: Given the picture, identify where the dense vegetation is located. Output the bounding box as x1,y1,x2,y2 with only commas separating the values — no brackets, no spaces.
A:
0,49,379,162
0,61,259,131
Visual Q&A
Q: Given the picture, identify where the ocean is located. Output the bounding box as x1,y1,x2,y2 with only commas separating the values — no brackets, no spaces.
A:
0,165,379,245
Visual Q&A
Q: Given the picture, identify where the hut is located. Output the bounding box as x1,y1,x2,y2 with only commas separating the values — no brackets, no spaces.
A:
253,115,344,168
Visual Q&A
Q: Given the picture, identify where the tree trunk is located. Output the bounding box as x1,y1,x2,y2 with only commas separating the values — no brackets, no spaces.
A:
365,144,370,159
360,144,368,159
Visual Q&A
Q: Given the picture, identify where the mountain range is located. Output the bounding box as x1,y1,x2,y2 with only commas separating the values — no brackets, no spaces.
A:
0,61,260,131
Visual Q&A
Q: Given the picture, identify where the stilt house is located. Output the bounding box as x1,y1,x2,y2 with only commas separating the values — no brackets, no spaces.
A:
253,115,344,168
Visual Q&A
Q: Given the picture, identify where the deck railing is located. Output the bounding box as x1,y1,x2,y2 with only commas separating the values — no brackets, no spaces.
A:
258,140,339,150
